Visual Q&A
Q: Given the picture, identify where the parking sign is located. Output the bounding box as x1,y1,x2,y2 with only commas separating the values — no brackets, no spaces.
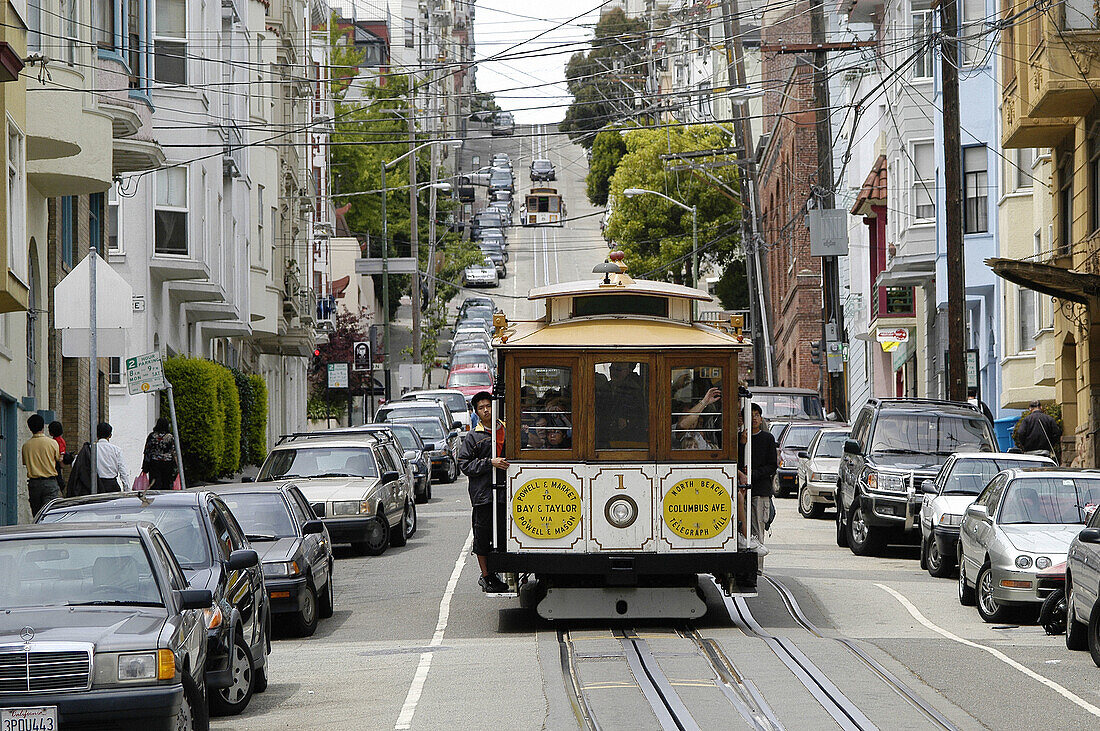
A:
126,352,167,395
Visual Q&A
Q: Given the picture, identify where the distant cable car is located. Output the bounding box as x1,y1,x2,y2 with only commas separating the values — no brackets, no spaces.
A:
522,188,565,227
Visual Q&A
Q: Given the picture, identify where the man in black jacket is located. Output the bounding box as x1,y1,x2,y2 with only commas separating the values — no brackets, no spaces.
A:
457,391,509,593
1013,400,1062,455
738,403,775,554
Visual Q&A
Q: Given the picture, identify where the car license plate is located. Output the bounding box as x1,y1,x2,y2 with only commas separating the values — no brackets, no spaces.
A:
1,707,58,731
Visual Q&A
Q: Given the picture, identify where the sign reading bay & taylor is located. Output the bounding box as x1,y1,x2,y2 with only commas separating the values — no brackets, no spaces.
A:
511,478,581,539
662,477,732,539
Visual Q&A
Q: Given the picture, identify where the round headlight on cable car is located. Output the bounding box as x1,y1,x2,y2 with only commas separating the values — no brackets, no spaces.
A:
605,496,638,529
1035,556,1052,570
1015,555,1033,569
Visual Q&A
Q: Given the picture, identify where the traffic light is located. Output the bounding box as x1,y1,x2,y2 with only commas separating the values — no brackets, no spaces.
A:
810,340,822,365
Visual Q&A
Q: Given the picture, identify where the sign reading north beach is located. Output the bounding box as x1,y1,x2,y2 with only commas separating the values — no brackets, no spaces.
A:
662,477,732,539
512,478,581,539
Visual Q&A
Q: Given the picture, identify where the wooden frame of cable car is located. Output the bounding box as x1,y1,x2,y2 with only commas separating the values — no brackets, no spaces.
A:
522,187,564,227
486,272,757,611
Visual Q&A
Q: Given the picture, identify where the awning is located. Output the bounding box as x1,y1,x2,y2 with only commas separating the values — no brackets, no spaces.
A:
875,252,935,288
986,257,1100,304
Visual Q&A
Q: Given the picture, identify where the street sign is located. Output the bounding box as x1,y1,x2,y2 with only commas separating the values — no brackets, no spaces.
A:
353,341,371,372
126,352,167,395
327,362,349,389
355,257,417,275
876,327,910,343
966,348,979,390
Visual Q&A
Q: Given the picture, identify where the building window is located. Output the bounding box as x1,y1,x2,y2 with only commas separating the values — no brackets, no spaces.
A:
911,2,934,79
89,192,104,252
963,146,989,233
107,184,120,252
27,0,42,54
1018,286,1037,352
1059,154,1073,255
911,141,935,221
961,0,987,66
60,196,74,268
257,185,264,266
405,17,415,48
155,167,188,255
60,0,79,65
1091,133,1100,233
1064,0,1099,29
7,125,25,283
884,287,915,316
697,82,708,117
1009,147,1034,191
108,357,122,385
155,0,187,84
93,0,116,49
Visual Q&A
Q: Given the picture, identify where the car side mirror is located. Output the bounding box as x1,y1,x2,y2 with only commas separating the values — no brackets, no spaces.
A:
381,470,400,483
797,450,809,460
1078,527,1100,544
241,476,254,483
302,520,325,535
226,549,259,571
843,439,861,455
178,588,214,610
966,504,988,520
403,450,418,461
921,479,938,495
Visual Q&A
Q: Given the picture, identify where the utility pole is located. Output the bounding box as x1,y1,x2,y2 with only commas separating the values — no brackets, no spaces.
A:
408,110,421,370
720,0,774,386
940,0,966,402
380,161,392,401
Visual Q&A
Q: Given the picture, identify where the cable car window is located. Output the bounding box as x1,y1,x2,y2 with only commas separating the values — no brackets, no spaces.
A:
573,294,669,318
671,366,723,450
594,361,649,450
520,367,573,450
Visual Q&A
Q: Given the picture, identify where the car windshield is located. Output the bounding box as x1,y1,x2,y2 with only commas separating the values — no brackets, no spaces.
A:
869,413,993,455
449,371,492,387
218,492,296,540
40,504,211,569
0,535,163,609
378,405,440,422
453,356,491,369
533,161,552,170
417,393,467,413
944,458,1052,495
388,426,422,451
755,393,825,420
258,446,379,481
782,425,822,450
395,418,447,441
998,477,1100,524
463,307,494,319
769,422,788,439
815,432,850,458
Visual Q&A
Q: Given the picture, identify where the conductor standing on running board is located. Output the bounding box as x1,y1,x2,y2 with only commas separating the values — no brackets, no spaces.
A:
739,403,774,557
458,390,509,593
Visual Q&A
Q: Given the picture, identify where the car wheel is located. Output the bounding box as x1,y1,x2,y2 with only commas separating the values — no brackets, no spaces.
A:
958,553,976,606
1067,579,1089,650
178,670,210,731
253,664,268,694
442,457,458,484
835,503,848,547
353,515,390,556
975,564,1010,623
1039,587,1067,636
926,536,955,578
847,504,883,556
1088,598,1100,667
209,634,254,716
289,581,319,637
798,484,823,519
391,501,412,547
319,563,335,619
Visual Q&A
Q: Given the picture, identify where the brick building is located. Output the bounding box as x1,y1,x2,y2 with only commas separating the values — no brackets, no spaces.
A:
756,3,827,394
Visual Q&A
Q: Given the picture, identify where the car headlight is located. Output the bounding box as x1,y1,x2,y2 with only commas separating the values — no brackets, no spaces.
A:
118,651,174,681
810,472,837,483
938,513,963,527
1015,555,1033,569
867,472,906,492
202,604,224,629
430,449,448,458
605,496,638,528
263,560,301,579
332,500,372,516
1035,556,1052,570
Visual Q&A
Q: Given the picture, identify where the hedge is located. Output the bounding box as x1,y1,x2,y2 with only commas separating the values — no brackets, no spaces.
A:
216,367,241,477
233,370,268,467
162,357,227,482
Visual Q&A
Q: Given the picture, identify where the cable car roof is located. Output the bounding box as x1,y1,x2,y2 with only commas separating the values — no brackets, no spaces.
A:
527,276,713,303
495,317,748,349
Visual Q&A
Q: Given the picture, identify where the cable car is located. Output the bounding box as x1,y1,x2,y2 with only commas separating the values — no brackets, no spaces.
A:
485,255,757,620
521,188,565,227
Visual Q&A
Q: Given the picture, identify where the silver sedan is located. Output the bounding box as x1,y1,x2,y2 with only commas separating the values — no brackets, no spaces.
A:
959,468,1100,623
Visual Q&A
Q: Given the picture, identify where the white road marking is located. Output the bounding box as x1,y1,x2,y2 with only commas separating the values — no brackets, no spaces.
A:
875,583,1100,719
394,530,474,730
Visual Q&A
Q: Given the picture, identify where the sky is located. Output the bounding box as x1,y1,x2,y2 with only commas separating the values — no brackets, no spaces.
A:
472,2,606,125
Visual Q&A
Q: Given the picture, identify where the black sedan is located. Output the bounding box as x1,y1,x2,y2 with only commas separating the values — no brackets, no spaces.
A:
0,522,214,730
530,158,556,181
38,491,268,717
213,483,335,637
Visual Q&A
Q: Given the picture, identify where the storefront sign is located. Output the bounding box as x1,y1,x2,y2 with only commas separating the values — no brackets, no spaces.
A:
512,478,581,539
662,478,731,539
876,327,909,343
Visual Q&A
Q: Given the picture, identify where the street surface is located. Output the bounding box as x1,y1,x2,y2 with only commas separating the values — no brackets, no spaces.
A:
215,127,1100,730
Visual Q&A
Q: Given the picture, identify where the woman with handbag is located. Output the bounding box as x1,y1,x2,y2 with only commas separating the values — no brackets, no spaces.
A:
142,418,179,490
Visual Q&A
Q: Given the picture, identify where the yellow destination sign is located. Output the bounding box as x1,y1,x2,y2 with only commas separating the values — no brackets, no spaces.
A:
663,477,732,539
512,477,581,539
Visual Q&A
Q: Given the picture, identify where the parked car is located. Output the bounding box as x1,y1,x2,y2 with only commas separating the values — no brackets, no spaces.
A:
836,398,997,556
462,258,499,288
796,427,851,518
446,366,494,399
376,399,459,432
753,387,826,421
479,243,507,278
478,228,508,251
449,352,495,375
256,433,415,556
488,170,514,194
386,423,433,501
458,296,494,317
530,158,556,181
919,452,1055,577
0,522,214,730
768,420,789,440
1066,503,1100,662
212,483,334,637
452,331,492,350
402,388,473,432
456,304,495,328
959,469,1100,622
391,416,462,483
37,490,268,717
491,112,515,135
491,153,511,168
774,421,831,498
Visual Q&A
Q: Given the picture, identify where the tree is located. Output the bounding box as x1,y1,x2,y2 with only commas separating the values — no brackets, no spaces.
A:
714,259,749,311
560,9,647,148
605,125,742,284
586,129,628,206
307,310,374,419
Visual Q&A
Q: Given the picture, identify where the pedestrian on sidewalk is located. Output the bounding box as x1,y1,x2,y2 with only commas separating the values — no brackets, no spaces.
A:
95,422,130,493
22,414,61,515
142,418,178,490
1013,400,1062,456
457,390,509,593
48,420,70,495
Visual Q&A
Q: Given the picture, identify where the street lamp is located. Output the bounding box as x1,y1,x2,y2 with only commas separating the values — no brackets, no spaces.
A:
380,139,463,398
623,187,698,290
